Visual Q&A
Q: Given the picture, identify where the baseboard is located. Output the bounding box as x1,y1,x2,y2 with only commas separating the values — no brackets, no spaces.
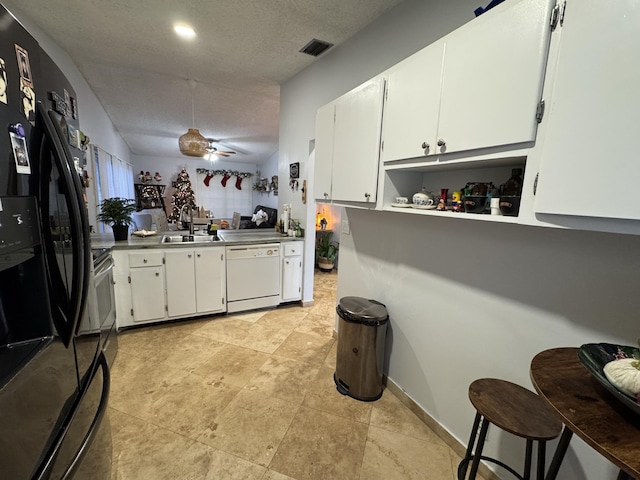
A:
383,376,500,480
301,300,314,307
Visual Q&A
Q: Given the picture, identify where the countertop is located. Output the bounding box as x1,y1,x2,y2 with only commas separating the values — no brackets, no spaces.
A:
91,230,301,250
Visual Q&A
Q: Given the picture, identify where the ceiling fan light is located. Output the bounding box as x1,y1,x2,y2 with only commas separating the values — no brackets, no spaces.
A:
179,128,208,157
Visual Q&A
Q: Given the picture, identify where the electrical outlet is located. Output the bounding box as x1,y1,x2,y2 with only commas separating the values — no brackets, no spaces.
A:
342,219,350,235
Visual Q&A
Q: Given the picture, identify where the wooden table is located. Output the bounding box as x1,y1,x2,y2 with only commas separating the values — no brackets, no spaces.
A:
530,348,640,480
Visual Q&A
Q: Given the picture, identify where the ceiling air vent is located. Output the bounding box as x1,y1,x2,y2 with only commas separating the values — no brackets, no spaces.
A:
299,38,334,57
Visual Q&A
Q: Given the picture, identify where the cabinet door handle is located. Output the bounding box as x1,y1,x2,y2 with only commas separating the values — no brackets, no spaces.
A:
155,272,159,277
143,258,148,263
364,193,371,200
437,139,446,147
188,254,192,258
197,253,201,258
323,192,329,199
421,142,430,150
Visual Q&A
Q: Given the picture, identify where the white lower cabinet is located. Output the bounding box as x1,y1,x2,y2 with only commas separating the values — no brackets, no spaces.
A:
165,247,226,317
128,251,166,324
165,250,197,317
281,241,303,302
194,248,226,314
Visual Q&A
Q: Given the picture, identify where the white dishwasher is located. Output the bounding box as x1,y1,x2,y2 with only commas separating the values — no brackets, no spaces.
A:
226,243,281,313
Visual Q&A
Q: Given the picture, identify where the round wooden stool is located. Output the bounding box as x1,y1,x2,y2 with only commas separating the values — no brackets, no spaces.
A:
458,378,562,480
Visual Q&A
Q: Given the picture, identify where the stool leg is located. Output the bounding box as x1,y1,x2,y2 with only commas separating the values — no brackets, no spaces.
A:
523,439,533,480
458,413,482,480
536,441,546,480
468,417,490,480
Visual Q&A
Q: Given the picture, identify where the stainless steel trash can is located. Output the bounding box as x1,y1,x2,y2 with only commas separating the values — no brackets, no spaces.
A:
334,296,389,402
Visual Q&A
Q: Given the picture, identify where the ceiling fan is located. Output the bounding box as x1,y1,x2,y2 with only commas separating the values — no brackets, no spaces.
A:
205,139,236,159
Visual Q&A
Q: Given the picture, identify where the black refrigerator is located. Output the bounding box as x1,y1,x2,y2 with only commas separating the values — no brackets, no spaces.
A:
0,4,111,479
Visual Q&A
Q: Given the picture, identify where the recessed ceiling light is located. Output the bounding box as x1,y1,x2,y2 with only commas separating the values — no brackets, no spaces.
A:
174,24,196,40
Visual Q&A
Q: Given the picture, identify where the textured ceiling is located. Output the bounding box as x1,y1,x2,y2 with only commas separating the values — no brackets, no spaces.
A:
2,0,404,164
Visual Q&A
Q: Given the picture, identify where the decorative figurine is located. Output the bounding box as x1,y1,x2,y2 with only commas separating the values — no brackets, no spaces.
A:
451,190,463,212
437,188,448,211
154,171,162,183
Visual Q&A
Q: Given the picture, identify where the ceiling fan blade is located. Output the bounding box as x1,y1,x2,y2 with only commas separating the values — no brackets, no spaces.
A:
217,150,235,155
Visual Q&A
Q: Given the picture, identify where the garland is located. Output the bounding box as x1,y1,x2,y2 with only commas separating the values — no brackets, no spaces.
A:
196,168,253,189
195,168,253,178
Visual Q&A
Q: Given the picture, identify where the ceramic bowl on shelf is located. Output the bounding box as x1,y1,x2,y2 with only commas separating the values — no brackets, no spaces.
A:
463,196,487,214
499,196,521,216
412,190,436,207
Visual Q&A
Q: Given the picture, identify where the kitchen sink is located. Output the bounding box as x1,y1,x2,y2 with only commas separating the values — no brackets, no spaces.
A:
160,235,220,244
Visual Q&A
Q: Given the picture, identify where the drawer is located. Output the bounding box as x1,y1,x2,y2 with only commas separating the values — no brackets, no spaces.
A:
283,242,302,257
129,251,164,267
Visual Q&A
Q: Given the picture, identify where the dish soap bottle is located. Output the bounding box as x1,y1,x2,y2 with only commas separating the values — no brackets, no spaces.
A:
501,168,523,197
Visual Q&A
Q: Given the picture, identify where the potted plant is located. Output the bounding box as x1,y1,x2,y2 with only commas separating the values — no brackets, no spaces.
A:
316,231,338,272
97,197,136,241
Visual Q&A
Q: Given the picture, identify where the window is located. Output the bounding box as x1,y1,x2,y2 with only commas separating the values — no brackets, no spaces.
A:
93,145,134,232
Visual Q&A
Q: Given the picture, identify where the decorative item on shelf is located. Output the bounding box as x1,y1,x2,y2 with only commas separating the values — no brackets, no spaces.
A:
499,169,523,216
271,175,278,196
451,190,463,212
316,230,338,272
96,197,136,241
154,172,162,183
501,168,523,196
437,188,448,211
412,187,437,209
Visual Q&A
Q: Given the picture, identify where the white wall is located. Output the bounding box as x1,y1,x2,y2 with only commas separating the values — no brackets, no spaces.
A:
280,0,634,478
253,150,279,211
4,2,131,231
132,155,261,220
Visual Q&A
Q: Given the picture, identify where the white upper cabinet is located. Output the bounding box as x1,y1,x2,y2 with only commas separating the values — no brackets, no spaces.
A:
381,40,445,162
534,0,640,221
381,0,554,162
437,0,554,155
330,77,385,204
314,102,335,202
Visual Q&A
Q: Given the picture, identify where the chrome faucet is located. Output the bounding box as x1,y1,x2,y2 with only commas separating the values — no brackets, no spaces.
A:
180,203,195,235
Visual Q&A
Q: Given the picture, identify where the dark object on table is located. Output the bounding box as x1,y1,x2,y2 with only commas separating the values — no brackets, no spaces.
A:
499,196,521,216
239,205,278,229
464,195,488,214
475,0,506,16
578,343,640,417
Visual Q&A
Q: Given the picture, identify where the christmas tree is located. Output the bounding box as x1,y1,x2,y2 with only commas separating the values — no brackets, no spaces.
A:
169,168,197,222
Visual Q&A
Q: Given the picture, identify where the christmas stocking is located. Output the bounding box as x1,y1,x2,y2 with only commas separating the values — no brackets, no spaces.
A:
235,175,243,190
221,173,231,187
203,174,213,187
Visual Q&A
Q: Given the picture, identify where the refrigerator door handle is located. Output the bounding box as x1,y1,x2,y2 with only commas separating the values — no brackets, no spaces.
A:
60,353,110,480
33,352,110,480
35,102,91,346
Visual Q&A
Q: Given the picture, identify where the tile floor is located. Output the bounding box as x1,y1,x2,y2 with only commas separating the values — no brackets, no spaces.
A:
109,271,484,480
